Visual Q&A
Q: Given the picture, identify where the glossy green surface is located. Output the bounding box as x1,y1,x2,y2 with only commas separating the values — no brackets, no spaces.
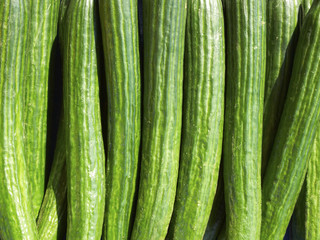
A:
262,0,300,175
223,0,266,239
261,2,320,239
98,1,141,239
168,0,225,239
130,1,187,239
60,0,106,239
24,0,60,217
37,118,67,240
0,1,38,239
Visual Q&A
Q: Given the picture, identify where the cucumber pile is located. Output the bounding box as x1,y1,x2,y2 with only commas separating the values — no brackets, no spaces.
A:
1,0,320,240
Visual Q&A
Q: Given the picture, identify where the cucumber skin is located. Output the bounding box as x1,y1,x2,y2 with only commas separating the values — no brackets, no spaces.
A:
60,0,106,239
98,1,141,239
24,0,60,217
261,3,320,240
305,130,320,240
223,1,266,239
37,118,67,240
130,1,187,239
262,0,300,175
168,0,225,239
0,1,38,239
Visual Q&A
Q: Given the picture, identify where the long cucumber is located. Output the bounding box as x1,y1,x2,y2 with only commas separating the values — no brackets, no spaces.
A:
261,2,320,239
98,1,141,239
168,0,225,238
130,1,187,239
223,1,266,239
0,1,38,239
304,129,320,239
59,0,106,239
262,0,300,175
24,0,60,217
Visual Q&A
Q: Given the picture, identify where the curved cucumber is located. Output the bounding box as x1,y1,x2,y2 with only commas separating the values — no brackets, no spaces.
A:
262,0,300,175
168,0,225,238
98,1,141,239
0,1,38,239
24,0,60,217
223,1,266,239
60,0,106,239
130,1,187,239
37,117,67,240
261,2,320,239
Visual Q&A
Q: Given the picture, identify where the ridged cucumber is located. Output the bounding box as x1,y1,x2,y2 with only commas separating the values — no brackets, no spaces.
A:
223,1,266,239
305,128,320,239
168,0,225,238
24,0,60,217
59,0,106,239
0,1,38,239
261,2,320,239
37,117,67,240
98,1,141,239
262,0,300,175
130,1,187,239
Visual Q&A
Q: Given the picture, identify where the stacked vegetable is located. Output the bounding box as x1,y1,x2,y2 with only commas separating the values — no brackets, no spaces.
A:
1,0,320,240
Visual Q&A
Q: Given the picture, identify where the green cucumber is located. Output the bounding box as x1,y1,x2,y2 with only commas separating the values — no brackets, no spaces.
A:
168,0,225,238
261,2,320,239
262,0,300,175
24,0,60,217
130,1,187,239
203,170,225,240
59,0,106,239
98,1,141,239
0,1,38,239
37,117,67,240
305,128,320,239
223,1,266,239
292,124,320,240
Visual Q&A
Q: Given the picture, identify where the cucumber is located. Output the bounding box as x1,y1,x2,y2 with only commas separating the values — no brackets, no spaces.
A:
261,2,320,239
305,129,320,239
223,1,266,239
262,0,300,175
37,117,67,240
59,0,106,239
168,1,224,238
130,1,187,239
24,0,60,217
203,170,225,240
0,1,38,239
98,1,141,239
